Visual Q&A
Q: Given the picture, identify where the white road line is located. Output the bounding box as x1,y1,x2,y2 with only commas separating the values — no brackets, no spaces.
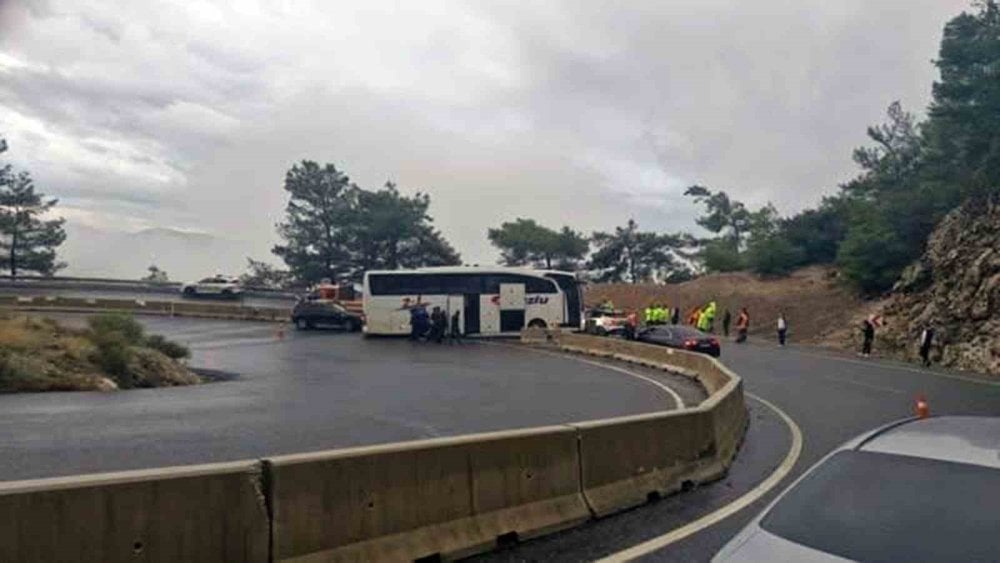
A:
810,372,906,395
503,343,686,409
595,392,804,563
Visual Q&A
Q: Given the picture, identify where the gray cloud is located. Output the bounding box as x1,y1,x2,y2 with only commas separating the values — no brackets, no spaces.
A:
0,0,974,273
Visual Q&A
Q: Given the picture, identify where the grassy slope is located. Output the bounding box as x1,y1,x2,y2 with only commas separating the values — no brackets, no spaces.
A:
585,266,868,344
0,315,199,393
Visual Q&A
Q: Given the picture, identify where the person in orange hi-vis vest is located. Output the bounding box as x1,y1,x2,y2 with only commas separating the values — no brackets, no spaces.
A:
735,308,750,343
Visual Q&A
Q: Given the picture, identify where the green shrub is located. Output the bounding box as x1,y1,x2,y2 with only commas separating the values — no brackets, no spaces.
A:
145,334,190,359
88,313,145,345
701,239,744,273
90,331,135,388
745,235,806,276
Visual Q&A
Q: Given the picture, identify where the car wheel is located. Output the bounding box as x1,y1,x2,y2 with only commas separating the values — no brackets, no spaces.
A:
295,318,310,331
527,319,547,329
595,326,608,336
183,286,196,296
221,288,232,297
348,319,361,332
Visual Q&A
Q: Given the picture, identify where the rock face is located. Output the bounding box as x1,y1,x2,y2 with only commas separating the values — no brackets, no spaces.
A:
879,195,1000,375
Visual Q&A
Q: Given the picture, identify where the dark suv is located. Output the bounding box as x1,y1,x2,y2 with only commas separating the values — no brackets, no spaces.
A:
291,300,363,331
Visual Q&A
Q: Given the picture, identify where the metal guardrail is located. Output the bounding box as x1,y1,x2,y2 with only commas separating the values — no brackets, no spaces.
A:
0,275,299,300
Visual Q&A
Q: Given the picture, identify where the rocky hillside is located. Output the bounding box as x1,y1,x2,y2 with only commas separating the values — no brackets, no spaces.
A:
876,196,1000,375
586,266,864,343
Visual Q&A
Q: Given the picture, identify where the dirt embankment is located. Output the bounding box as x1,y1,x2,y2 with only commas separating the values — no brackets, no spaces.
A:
586,266,866,343
0,314,199,393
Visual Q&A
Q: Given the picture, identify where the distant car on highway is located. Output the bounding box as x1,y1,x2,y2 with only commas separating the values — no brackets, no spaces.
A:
180,275,243,298
291,299,364,331
714,415,1000,562
586,308,628,336
636,325,720,357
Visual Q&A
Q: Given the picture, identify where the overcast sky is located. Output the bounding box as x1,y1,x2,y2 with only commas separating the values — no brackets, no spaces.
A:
0,0,973,268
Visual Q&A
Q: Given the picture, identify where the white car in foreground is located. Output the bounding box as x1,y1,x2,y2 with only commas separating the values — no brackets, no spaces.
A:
180,275,243,298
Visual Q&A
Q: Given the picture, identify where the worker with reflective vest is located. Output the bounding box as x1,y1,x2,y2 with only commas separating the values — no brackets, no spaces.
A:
644,305,656,325
658,304,670,325
735,308,750,343
697,301,717,332
687,306,701,326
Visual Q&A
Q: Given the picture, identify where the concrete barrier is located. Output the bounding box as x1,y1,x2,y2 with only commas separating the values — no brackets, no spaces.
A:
572,409,718,516
540,332,749,516
267,425,589,562
0,461,268,563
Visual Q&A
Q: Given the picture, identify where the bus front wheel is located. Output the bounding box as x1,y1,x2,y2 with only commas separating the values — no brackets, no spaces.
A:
527,319,547,329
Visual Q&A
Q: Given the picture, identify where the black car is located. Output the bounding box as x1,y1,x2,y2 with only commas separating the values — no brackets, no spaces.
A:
291,300,363,331
636,325,721,357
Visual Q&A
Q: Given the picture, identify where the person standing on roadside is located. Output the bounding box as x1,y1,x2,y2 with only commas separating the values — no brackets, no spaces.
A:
449,310,463,344
429,306,447,343
671,306,680,325
860,316,876,358
735,308,750,343
722,309,732,337
409,303,424,341
699,301,717,333
625,310,639,340
777,313,787,346
919,325,935,367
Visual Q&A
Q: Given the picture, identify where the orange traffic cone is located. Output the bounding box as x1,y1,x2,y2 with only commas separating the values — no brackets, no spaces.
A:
915,394,930,419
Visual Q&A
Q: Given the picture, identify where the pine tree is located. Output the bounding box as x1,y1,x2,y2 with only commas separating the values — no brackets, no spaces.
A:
0,170,67,277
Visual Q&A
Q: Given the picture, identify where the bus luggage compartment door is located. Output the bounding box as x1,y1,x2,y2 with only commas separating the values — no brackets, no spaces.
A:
499,283,526,332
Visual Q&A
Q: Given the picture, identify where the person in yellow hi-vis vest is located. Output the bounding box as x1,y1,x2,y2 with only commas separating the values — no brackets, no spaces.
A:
697,301,717,332
654,304,666,325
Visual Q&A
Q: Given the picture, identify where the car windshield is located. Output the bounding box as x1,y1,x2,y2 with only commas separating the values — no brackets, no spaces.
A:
760,450,1000,562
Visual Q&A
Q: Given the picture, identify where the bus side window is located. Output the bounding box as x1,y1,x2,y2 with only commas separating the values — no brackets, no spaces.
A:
522,276,557,294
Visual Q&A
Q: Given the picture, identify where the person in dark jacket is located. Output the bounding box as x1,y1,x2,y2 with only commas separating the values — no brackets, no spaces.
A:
671,307,680,325
409,304,425,340
449,310,462,343
919,326,935,367
860,316,876,357
722,309,732,337
430,307,447,343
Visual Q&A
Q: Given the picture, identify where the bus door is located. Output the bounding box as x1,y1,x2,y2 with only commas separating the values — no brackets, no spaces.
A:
499,283,526,332
479,293,500,335
464,294,480,334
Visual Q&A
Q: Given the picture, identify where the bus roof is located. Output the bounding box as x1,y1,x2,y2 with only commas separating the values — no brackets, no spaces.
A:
364,266,577,278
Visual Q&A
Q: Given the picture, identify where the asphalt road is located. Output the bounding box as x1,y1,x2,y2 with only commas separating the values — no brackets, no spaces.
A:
0,314,694,481
0,284,294,309
4,312,999,561
473,339,1000,562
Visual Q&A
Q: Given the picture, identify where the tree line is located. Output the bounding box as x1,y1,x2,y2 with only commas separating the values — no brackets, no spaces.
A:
484,1,1000,293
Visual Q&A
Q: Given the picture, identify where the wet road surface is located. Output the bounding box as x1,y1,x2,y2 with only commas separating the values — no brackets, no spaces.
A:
0,314,690,481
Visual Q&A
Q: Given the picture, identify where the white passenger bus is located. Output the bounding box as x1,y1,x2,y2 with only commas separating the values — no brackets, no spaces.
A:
362,267,584,336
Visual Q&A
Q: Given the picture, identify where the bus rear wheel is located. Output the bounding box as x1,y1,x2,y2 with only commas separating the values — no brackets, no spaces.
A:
527,319,547,329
